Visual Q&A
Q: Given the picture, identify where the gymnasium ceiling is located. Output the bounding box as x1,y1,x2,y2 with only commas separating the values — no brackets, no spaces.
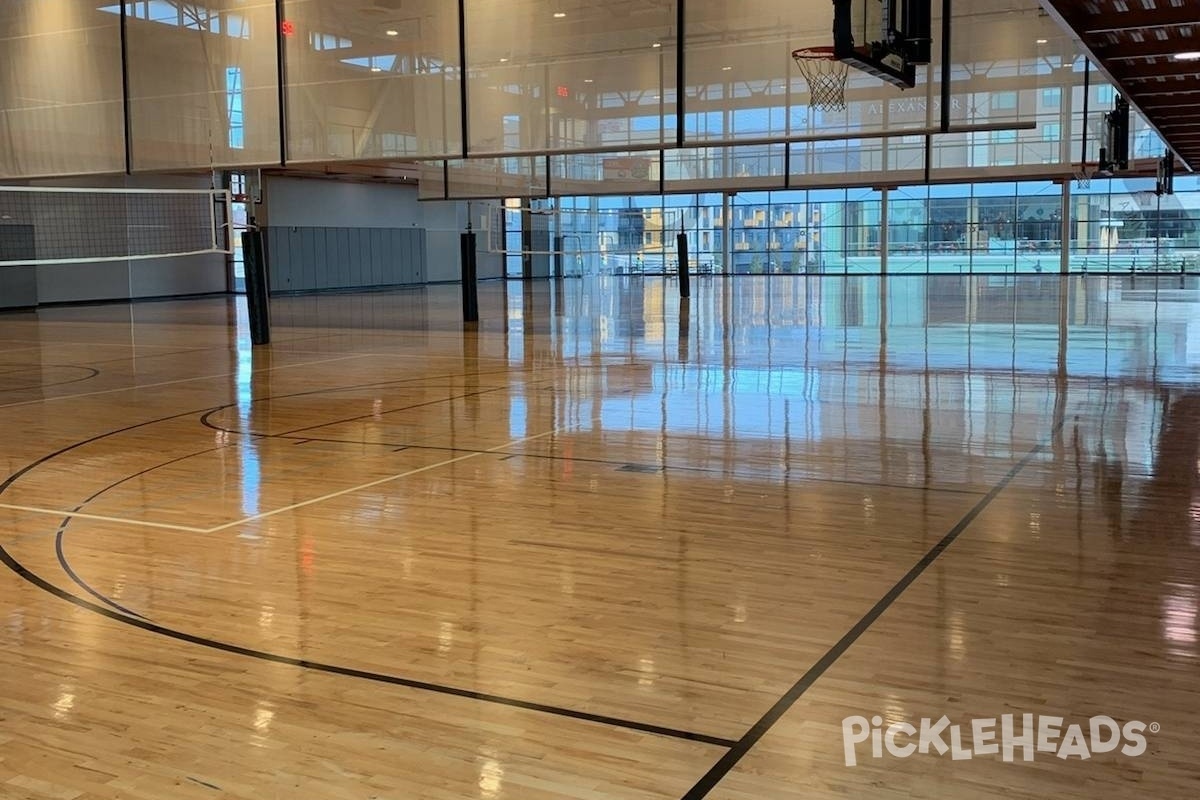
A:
1040,0,1200,171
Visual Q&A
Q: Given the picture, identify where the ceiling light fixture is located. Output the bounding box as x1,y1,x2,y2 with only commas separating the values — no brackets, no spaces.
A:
652,42,662,48
1036,38,1048,44
1175,51,1200,61
722,65,732,70
584,78,593,83
500,57,509,62
553,11,566,18
386,29,398,36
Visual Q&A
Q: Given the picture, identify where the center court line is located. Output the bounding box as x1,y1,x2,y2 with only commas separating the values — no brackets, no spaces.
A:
0,353,372,410
678,414,1068,800
204,427,564,533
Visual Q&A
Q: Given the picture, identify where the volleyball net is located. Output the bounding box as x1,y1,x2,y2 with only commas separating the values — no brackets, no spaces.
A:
0,186,231,266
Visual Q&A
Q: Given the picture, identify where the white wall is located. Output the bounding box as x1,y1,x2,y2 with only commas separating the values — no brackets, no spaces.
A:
262,177,423,230
262,176,503,284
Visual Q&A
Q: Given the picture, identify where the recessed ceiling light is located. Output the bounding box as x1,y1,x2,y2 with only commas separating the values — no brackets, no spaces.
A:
1036,38,1048,44
500,57,509,62
553,11,566,18
722,65,732,71
652,42,662,48
371,67,382,72
584,78,593,83
1175,51,1200,61
386,29,398,36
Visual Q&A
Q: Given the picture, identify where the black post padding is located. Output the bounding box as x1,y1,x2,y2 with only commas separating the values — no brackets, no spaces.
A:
677,232,691,299
241,229,271,346
940,0,951,132
554,235,565,279
461,231,479,322
833,0,853,57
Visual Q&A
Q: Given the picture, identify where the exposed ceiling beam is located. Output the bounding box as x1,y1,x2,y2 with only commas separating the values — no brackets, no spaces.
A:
1139,87,1200,97
1101,40,1200,62
1118,60,1200,80
1082,7,1200,35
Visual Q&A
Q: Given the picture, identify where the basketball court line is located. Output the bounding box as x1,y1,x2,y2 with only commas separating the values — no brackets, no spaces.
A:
0,405,1073,759
0,526,738,748
0,338,216,350
0,504,208,532
250,431,993,498
0,347,1079,762
677,413,1069,800
204,427,565,533
0,415,740,748
4,424,992,537
0,353,371,410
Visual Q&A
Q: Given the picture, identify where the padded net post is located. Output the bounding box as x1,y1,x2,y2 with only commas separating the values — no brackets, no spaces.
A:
792,47,850,113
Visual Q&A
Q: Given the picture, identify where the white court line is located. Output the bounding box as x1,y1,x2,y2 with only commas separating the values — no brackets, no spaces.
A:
0,354,371,410
205,427,562,533
0,339,207,350
4,428,567,536
0,503,208,533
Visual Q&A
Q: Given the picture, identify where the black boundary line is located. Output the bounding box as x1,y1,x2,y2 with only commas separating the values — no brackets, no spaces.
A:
277,385,516,437
53,448,232,620
54,523,148,620
0,365,101,393
678,414,1069,800
195,384,997,499
0,360,1059,758
209,430,993,499
0,540,737,750
0,388,737,750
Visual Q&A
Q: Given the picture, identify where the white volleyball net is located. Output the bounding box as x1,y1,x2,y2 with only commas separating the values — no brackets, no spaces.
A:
0,186,231,266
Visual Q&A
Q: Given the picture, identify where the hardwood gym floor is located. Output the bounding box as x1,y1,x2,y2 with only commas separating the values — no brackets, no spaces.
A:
0,276,1197,799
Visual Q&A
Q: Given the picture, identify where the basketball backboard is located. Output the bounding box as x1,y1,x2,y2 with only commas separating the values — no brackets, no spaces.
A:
835,0,931,88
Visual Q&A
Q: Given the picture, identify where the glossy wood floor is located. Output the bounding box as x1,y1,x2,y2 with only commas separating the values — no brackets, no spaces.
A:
0,275,1197,799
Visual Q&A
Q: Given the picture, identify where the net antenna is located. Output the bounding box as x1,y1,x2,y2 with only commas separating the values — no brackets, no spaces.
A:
792,47,850,112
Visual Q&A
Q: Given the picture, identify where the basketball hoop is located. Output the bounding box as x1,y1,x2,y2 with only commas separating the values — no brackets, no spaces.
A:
1074,162,1096,189
792,47,849,112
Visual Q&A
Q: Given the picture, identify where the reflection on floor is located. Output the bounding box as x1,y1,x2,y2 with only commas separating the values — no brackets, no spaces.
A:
0,275,1196,800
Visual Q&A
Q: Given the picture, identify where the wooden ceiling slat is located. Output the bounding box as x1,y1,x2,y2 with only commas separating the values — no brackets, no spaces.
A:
1083,6,1199,35
1042,0,1199,169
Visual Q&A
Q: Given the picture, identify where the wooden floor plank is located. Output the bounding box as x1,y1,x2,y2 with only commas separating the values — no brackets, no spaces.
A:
1,276,1197,799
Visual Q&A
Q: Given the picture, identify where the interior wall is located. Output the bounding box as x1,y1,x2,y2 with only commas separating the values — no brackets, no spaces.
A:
261,176,502,291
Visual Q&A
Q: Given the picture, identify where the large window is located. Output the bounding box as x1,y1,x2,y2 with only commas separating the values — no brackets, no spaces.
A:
226,67,244,150
541,176,1200,277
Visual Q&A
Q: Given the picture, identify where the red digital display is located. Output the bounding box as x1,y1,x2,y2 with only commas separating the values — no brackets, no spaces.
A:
556,85,570,98
280,20,296,36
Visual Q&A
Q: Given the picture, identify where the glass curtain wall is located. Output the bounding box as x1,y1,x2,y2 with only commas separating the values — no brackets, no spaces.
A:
1071,177,1200,274
538,175,1200,277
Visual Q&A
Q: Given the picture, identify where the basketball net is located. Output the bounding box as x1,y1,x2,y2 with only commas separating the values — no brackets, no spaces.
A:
792,47,849,112
1074,165,1093,189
